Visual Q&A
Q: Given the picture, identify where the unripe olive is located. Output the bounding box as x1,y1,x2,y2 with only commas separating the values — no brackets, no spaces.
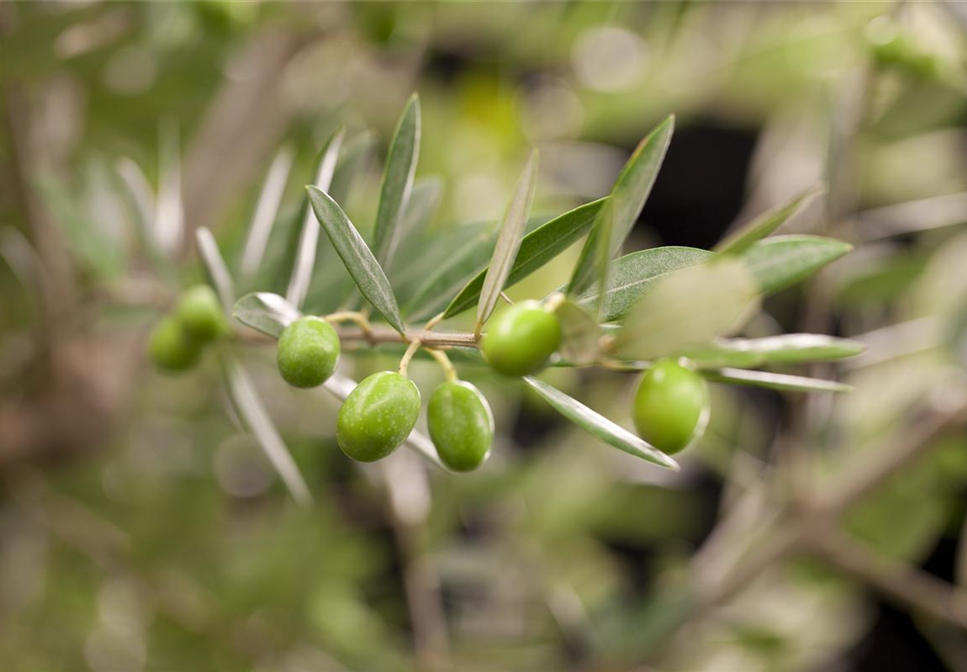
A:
337,371,421,462
633,359,709,454
277,317,341,388
176,285,227,343
481,300,561,377
148,316,202,373
428,381,493,472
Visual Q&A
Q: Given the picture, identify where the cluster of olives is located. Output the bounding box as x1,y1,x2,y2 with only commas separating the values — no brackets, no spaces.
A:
270,299,710,471
148,285,227,372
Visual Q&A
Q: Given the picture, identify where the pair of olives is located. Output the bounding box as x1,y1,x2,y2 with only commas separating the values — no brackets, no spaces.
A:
148,285,227,372
276,317,494,472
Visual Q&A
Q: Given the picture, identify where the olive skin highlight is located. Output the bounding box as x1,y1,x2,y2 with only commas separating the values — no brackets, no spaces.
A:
428,381,494,472
176,285,226,343
148,316,202,373
277,317,341,388
337,371,421,462
481,300,561,377
633,359,709,455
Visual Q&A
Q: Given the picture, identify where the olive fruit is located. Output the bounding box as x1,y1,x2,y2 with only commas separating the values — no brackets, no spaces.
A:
176,285,226,342
277,317,341,388
337,371,421,462
633,359,709,455
428,381,494,472
481,300,561,377
148,316,201,373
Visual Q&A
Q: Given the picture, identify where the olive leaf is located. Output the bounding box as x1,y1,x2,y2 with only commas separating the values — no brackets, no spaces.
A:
564,246,713,322
741,234,852,295
154,120,184,258
328,129,374,206
223,356,314,505
523,377,680,470
114,156,174,279
306,186,406,334
372,94,421,272
233,292,301,339
321,372,451,471
400,176,442,242
682,334,866,369
567,115,674,307
287,126,344,309
701,367,853,393
475,149,540,330
195,227,235,312
442,197,606,320
239,145,295,282
615,258,761,361
714,186,824,255
552,296,602,365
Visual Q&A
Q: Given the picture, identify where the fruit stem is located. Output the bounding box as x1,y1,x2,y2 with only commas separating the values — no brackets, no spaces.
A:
499,291,514,305
426,348,458,382
324,311,373,335
423,311,446,333
398,338,423,377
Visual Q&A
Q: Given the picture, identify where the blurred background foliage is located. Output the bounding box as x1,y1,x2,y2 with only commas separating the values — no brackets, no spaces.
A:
4,1,967,671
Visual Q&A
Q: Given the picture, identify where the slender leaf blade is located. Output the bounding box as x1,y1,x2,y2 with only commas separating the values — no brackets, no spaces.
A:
682,334,867,369
715,186,824,255
615,259,761,360
233,292,301,338
372,94,421,272
223,356,313,505
742,234,851,295
523,377,679,470
567,115,674,301
702,367,853,393
565,246,713,322
476,149,540,328
195,227,235,312
407,226,496,321
443,197,606,319
553,297,602,365
306,186,405,333
287,127,344,309
240,145,295,282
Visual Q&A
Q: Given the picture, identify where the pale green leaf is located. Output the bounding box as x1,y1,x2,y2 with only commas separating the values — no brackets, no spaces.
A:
682,334,867,369
523,377,679,470
233,292,301,339
702,367,853,393
406,225,495,321
372,94,421,272
715,186,824,254
443,197,606,319
552,296,602,365
239,145,295,281
567,115,674,303
615,259,761,360
476,149,540,329
742,234,851,295
195,227,235,312
306,186,405,334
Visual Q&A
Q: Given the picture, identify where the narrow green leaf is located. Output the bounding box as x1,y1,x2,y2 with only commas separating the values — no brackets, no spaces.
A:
682,334,867,369
195,227,235,312
615,259,760,360
742,234,852,295
714,186,824,255
329,130,375,206
406,225,495,321
443,197,605,319
523,377,679,470
239,145,295,281
476,149,540,329
287,127,344,309
306,186,405,334
567,115,675,303
565,246,713,322
400,176,443,241
372,94,421,272
154,120,184,257
321,372,452,471
702,367,853,393
552,296,602,365
233,292,301,338
223,356,313,505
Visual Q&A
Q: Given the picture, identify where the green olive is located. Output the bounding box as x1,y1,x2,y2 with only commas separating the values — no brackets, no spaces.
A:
176,285,227,343
481,300,561,377
337,371,421,462
632,359,709,455
277,317,341,388
428,381,493,472
148,316,202,373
